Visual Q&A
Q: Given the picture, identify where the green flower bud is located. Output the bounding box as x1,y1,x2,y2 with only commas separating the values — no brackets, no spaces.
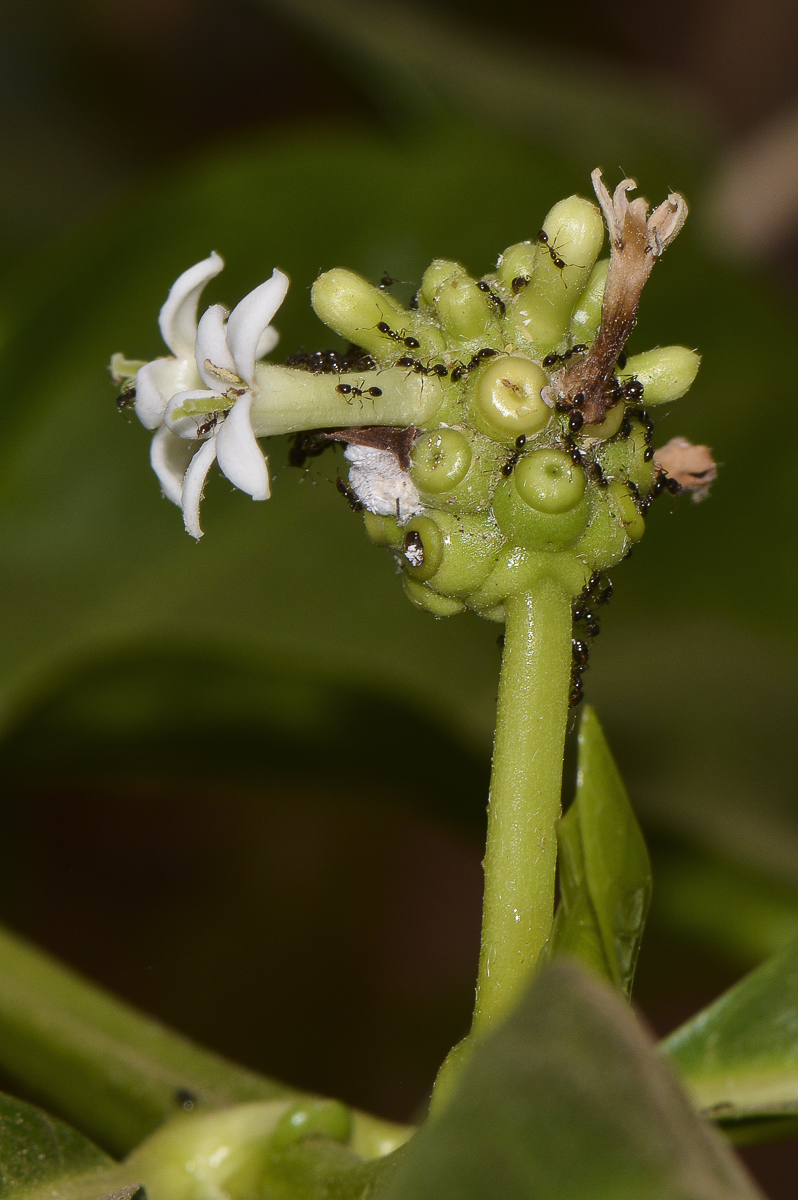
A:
584,401,624,439
495,242,537,291
607,480,645,542
403,577,465,617
569,258,609,345
622,346,701,405
472,356,551,442
511,196,604,352
270,1101,352,1151
311,268,406,358
410,427,472,493
420,259,465,305
430,273,501,344
491,449,589,550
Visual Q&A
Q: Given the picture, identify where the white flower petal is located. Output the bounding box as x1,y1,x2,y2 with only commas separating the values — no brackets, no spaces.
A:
181,438,218,540
196,304,238,388
159,252,224,358
255,324,280,359
165,388,221,439
226,269,289,387
215,393,270,500
150,425,195,506
135,358,181,430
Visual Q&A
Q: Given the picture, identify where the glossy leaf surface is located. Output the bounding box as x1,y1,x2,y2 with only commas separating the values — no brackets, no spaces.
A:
375,960,762,1200
663,937,798,1141
550,706,651,995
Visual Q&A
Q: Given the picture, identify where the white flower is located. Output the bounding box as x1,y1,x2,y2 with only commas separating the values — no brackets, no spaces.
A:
135,252,224,430
137,255,289,539
163,270,290,538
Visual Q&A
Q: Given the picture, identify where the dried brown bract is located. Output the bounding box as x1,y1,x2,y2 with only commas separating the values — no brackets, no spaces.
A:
556,170,688,425
312,426,419,471
653,437,717,501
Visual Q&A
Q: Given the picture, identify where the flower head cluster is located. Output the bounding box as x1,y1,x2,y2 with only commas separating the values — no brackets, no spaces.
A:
124,253,289,538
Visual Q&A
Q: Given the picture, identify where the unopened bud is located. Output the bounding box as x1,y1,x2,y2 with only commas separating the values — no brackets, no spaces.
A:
621,346,700,405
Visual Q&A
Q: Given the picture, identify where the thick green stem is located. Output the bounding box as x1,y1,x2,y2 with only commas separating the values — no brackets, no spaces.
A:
473,579,573,1033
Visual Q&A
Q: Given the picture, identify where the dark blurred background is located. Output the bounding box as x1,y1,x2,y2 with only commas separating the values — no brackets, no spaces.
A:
4,0,798,1195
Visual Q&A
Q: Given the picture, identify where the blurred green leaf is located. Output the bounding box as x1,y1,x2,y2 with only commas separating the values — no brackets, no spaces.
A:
257,0,716,179
551,706,651,996
663,936,798,1143
375,960,762,1200
0,1088,123,1200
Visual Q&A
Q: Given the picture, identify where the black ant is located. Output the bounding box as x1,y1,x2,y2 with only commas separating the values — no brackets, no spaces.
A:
289,432,334,468
501,434,527,477
543,344,588,370
537,229,567,270
568,411,584,433
116,384,136,412
379,274,396,291
617,351,628,369
335,381,383,401
451,347,499,383
376,320,420,350
569,635,592,707
336,477,364,511
562,434,584,468
396,356,448,378
476,280,506,316
196,411,227,438
511,276,530,294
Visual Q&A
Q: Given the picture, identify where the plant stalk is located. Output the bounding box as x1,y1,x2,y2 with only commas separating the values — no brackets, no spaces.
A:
472,579,573,1033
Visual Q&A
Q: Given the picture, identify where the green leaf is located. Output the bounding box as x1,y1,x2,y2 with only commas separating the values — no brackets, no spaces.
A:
662,936,798,1143
375,960,762,1200
550,706,652,996
0,1088,124,1200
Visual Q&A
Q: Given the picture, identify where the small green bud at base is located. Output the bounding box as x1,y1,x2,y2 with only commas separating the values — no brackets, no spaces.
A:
622,346,701,405
411,428,472,492
363,512,403,547
473,356,551,441
403,577,465,617
270,1100,353,1151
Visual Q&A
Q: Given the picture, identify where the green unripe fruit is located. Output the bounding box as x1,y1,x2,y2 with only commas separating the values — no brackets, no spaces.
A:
607,481,645,542
472,356,551,442
622,346,701,405
492,451,589,550
402,516,444,582
363,512,403,547
569,258,609,345
515,449,587,513
403,512,502,597
411,428,472,493
271,1101,352,1151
